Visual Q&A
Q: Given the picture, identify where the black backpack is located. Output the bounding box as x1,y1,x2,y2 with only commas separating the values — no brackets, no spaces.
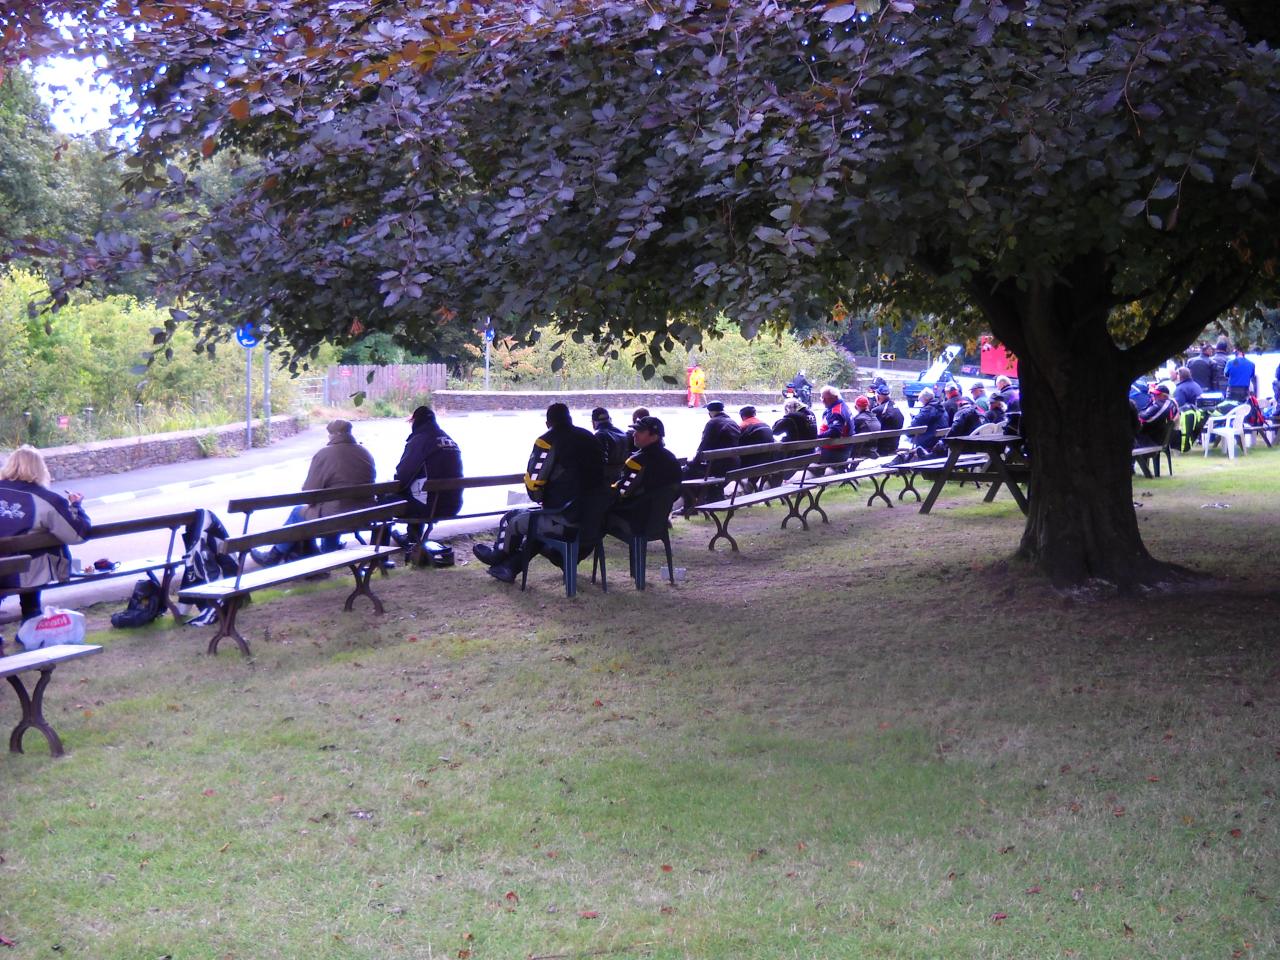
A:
111,579,163,629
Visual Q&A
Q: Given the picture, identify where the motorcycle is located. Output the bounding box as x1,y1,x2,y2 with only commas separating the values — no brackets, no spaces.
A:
782,383,812,406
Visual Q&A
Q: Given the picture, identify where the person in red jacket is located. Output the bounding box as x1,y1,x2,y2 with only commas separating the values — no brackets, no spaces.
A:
817,386,855,469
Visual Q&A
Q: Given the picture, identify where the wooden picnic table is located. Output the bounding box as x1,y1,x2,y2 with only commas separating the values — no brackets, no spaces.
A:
916,433,1030,515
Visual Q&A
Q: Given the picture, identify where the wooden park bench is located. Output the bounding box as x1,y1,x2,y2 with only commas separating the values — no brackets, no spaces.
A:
178,503,402,657
0,553,105,758
796,426,925,520
0,510,199,621
693,453,819,551
227,473,525,566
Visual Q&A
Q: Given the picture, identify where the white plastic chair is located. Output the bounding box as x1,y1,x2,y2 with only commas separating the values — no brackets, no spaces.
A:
1202,403,1250,459
970,422,1005,437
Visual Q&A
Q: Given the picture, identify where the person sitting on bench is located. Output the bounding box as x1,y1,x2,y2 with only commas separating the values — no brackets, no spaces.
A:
471,403,609,583
682,400,741,479
0,446,92,622
251,419,376,567
395,405,464,545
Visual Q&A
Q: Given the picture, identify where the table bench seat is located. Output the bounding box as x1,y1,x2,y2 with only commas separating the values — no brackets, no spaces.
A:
0,643,103,757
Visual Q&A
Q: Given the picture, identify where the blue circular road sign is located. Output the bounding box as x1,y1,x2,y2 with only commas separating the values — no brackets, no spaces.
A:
235,324,259,348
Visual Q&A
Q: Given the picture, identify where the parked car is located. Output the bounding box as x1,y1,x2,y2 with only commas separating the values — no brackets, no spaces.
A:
902,344,1011,407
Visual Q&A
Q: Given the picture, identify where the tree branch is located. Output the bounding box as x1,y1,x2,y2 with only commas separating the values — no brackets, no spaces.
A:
1123,266,1256,373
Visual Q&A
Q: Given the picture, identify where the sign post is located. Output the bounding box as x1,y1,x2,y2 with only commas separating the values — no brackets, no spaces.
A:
236,323,260,447
483,319,494,391
261,326,271,443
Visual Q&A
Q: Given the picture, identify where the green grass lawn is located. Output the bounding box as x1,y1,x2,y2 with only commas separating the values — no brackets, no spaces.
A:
2,447,1278,959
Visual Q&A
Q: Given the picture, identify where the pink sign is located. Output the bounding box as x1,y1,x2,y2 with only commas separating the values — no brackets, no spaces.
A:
57,415,70,430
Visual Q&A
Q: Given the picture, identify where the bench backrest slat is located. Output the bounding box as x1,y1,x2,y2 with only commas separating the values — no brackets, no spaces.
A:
220,503,405,554
227,482,402,515
227,474,526,516
0,554,31,579
0,510,199,556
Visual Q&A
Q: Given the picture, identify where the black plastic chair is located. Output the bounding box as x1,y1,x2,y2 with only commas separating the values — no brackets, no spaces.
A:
519,500,609,598
592,485,681,590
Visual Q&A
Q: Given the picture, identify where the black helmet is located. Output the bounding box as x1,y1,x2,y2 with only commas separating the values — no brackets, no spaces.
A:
417,540,455,568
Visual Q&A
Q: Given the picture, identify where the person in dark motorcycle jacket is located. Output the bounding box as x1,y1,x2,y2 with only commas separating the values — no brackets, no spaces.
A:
606,416,683,538
395,406,464,543
905,387,950,457
737,405,776,469
870,384,904,456
591,407,632,482
786,370,814,405
941,383,963,420
1136,383,1178,448
471,403,608,583
683,400,742,478
946,396,985,440
851,395,881,435
773,398,818,445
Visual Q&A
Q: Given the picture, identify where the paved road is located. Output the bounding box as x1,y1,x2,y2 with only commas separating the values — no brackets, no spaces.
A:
2,401,791,622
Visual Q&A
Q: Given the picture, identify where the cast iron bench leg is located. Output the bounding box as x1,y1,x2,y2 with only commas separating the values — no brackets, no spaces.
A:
344,562,385,614
7,669,63,757
705,510,738,552
780,493,811,530
156,568,184,621
898,471,921,502
867,475,893,509
207,598,252,657
803,488,830,525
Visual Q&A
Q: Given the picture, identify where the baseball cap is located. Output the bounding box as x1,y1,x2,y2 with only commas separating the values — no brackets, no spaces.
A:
706,400,725,413
633,415,665,437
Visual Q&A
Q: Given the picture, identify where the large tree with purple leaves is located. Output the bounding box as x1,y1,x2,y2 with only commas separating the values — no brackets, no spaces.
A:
13,0,1280,589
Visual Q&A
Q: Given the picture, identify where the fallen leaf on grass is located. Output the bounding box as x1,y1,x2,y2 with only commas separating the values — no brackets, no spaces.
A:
592,699,604,708
660,864,673,872
0,933,16,947
991,912,1008,923
579,911,599,919
1025,885,1041,894
218,842,230,854
659,905,676,915
505,891,519,903
1113,806,1126,817
1229,828,1243,838
1123,922,1135,937
796,841,807,852
202,789,216,797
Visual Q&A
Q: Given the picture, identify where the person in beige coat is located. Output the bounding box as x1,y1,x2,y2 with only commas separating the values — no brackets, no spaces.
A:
252,420,376,566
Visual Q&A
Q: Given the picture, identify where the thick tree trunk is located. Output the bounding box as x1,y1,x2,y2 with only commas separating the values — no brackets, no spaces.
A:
987,288,1190,592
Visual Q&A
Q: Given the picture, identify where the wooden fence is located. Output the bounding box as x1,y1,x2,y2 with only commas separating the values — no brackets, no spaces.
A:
323,364,448,405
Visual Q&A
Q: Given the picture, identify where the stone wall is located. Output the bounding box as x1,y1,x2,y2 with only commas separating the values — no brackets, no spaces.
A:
431,389,779,413
1,415,303,481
